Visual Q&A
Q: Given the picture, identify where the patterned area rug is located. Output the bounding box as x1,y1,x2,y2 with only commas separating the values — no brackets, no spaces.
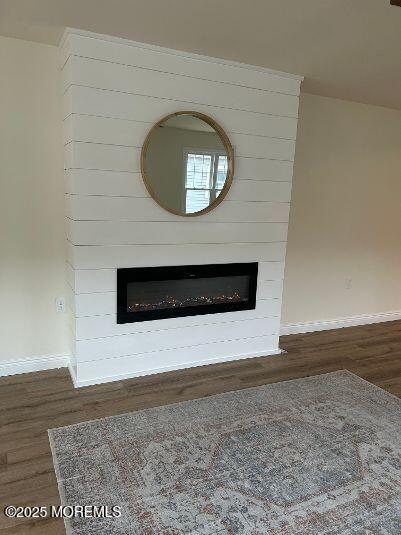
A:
49,371,401,534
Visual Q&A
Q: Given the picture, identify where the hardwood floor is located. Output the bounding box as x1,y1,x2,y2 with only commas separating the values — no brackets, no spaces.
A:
1,320,401,533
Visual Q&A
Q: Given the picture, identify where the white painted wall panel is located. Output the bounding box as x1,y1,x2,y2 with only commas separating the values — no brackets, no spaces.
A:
230,180,292,202
66,195,290,223
65,115,296,159
73,261,284,294
65,56,300,117
68,242,287,270
77,334,280,385
61,29,301,386
75,317,280,361
65,169,292,202
234,157,294,181
76,316,280,362
66,141,294,176
64,85,298,139
67,142,293,181
74,281,283,318
64,169,148,197
75,298,282,340
65,33,301,96
67,220,288,246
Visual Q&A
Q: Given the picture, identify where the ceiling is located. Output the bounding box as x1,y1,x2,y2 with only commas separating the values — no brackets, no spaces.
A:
1,0,400,110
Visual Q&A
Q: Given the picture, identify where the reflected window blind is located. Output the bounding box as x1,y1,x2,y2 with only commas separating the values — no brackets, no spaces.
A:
185,150,228,212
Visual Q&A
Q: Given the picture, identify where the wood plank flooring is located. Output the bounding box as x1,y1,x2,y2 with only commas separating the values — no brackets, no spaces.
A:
1,320,401,533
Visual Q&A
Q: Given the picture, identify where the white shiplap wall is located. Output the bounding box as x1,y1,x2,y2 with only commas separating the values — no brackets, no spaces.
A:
61,29,302,387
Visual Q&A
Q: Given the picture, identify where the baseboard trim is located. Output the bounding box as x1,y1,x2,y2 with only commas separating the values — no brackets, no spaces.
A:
280,310,401,336
0,354,70,378
72,348,283,388
4,310,400,382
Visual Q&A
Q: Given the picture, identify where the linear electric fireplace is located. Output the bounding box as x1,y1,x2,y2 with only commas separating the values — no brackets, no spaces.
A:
117,263,258,324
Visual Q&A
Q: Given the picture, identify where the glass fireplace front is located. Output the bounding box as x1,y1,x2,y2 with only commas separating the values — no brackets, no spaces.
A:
117,263,258,324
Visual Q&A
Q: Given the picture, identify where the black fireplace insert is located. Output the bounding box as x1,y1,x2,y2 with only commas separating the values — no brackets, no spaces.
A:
117,262,258,324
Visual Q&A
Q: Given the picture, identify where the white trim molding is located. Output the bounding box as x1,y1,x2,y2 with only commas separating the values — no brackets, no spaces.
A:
0,354,70,378
71,348,283,388
280,310,401,336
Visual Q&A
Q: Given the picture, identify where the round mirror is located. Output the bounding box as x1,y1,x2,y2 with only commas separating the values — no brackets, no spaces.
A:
141,111,234,216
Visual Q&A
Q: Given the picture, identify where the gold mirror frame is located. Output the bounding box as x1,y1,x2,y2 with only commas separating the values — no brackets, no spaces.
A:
140,111,234,217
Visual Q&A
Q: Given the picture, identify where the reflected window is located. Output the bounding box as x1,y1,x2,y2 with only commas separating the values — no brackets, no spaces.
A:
184,150,228,213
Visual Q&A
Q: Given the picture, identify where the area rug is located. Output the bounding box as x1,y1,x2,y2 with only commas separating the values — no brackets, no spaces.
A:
48,370,401,534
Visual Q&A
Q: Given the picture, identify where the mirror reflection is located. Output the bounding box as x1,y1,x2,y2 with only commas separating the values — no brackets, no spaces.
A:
142,113,233,216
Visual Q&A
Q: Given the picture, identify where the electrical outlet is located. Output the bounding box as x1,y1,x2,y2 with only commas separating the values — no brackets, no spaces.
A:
345,278,352,290
55,296,66,313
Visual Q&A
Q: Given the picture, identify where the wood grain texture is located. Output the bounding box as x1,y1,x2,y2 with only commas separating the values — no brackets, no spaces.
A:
1,321,400,533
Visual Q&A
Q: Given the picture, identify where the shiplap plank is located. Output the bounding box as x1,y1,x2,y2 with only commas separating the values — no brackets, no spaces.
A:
235,157,294,181
68,242,287,270
67,220,288,246
66,195,290,223
73,261,284,294
65,169,147,197
67,141,293,181
64,115,149,146
66,141,140,172
75,316,280,362
77,334,280,383
75,298,282,340
230,180,292,202
74,268,114,294
74,280,282,317
66,141,294,177
65,86,298,139
65,170,292,201
66,34,301,96
232,132,295,159
66,56,300,118
65,115,296,159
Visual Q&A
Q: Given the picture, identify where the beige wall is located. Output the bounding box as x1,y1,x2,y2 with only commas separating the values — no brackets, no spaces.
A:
282,93,401,325
0,36,68,360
